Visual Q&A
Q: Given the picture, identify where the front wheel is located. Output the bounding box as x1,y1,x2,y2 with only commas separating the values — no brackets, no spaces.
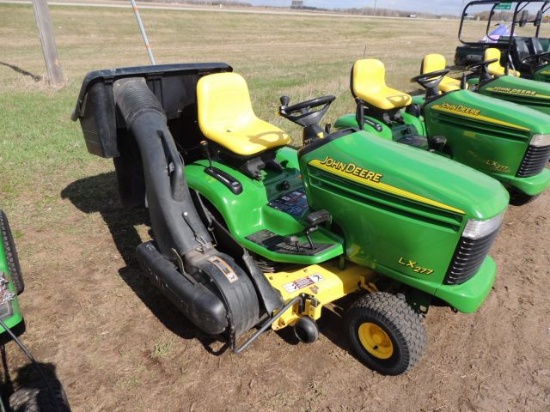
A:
345,292,426,375
508,188,540,206
9,374,71,412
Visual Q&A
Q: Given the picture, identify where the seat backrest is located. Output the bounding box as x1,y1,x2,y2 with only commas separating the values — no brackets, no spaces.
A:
485,48,520,77
351,59,412,110
420,54,461,92
514,37,531,61
196,72,289,157
531,37,545,54
536,37,550,52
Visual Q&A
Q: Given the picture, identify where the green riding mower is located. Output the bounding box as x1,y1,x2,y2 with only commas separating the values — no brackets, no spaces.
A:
0,210,70,411
72,63,509,375
421,48,550,119
334,58,550,206
0,210,25,346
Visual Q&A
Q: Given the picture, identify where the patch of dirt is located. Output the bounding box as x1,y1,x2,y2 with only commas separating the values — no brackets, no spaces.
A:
6,169,550,412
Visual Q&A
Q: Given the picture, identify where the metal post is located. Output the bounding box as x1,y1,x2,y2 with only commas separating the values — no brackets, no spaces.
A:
129,0,156,65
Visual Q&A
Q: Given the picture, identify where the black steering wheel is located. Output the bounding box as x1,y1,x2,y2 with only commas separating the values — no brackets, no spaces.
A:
279,95,335,128
520,51,550,69
466,58,498,73
466,57,499,82
410,68,450,98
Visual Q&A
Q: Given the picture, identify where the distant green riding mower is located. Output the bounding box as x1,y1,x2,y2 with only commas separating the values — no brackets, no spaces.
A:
334,58,550,205
421,48,550,119
0,210,25,345
72,63,509,375
0,210,70,411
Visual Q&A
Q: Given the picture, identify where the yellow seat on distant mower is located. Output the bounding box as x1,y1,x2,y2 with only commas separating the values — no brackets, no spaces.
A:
351,59,412,110
485,48,521,77
196,72,290,157
421,54,461,93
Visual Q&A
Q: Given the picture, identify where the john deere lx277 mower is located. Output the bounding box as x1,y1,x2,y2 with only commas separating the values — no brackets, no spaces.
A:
334,58,550,205
72,63,509,375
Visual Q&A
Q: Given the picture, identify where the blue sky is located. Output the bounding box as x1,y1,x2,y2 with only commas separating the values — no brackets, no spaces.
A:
245,1,468,15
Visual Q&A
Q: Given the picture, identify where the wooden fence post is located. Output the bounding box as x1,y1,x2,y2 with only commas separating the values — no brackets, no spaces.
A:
32,0,66,87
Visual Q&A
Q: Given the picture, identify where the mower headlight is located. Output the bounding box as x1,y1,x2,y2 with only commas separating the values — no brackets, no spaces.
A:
463,212,505,240
0,302,13,320
0,272,15,320
530,134,550,147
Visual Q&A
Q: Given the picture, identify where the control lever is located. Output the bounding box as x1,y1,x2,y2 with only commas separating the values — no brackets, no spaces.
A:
200,140,243,195
280,95,290,107
284,235,301,253
304,210,331,250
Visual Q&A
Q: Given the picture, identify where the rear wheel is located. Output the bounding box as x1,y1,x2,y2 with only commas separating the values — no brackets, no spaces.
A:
194,253,260,339
0,210,24,294
345,292,426,375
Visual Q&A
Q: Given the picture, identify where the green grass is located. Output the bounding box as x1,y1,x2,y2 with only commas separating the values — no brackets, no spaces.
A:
0,3,464,208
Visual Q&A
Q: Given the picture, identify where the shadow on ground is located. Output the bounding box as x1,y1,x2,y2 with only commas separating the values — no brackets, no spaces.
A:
61,172,227,353
0,62,42,82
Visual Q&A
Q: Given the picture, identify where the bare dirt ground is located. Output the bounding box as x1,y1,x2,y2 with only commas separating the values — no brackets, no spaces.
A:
5,163,549,412
0,3,548,411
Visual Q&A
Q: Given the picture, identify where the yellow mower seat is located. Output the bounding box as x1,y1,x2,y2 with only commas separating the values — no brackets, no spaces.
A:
421,54,461,92
196,72,290,157
485,48,521,77
351,59,412,110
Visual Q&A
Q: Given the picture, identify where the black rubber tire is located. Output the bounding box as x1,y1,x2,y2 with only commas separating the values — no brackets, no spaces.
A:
345,292,427,376
195,253,260,339
0,210,24,294
9,375,71,412
293,316,319,343
508,188,540,206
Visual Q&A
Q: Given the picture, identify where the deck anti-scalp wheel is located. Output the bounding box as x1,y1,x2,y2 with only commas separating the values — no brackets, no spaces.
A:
345,292,426,375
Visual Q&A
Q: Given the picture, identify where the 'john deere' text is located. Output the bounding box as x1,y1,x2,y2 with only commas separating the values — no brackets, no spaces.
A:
319,157,383,183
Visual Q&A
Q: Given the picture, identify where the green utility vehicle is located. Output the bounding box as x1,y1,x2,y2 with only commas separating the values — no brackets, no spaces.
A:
72,63,509,375
334,58,550,205
455,0,550,81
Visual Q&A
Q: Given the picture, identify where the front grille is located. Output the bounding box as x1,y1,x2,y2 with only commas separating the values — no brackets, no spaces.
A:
444,230,500,285
517,145,550,177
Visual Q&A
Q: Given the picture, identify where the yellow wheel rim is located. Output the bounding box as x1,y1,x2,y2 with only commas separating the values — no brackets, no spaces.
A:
358,322,394,360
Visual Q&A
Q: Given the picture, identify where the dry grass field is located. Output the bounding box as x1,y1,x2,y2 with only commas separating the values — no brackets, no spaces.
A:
0,3,549,411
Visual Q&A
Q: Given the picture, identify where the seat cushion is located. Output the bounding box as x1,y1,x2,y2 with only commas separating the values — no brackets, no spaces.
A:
197,72,290,157
421,54,460,93
352,59,412,110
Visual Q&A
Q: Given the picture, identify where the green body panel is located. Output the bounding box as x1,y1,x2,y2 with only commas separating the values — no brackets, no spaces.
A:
479,75,550,116
0,233,24,334
434,257,496,313
534,64,550,82
490,167,550,195
186,128,507,312
337,90,550,196
298,130,508,312
186,147,344,265
424,90,550,192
